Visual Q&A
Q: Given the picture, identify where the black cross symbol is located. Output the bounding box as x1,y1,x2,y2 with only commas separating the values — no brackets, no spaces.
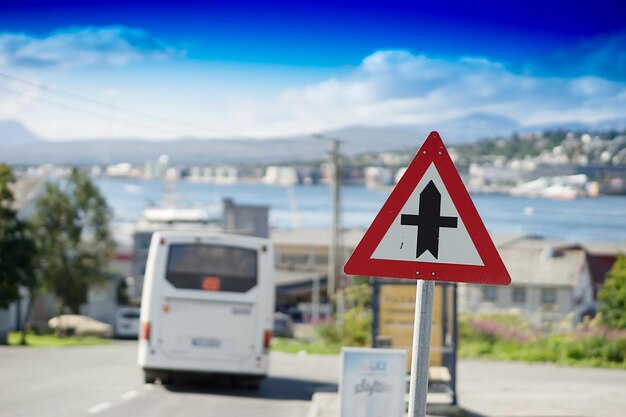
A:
400,181,458,259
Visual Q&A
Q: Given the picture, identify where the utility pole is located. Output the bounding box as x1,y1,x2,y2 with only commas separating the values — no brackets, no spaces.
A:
329,138,341,305
313,135,342,322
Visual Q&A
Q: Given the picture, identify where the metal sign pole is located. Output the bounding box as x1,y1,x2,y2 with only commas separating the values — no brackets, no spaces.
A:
408,279,435,417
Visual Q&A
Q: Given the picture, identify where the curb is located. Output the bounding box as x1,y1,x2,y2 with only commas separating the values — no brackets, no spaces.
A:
307,391,461,417
307,392,338,417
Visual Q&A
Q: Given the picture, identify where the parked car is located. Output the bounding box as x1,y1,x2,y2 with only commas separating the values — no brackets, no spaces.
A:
115,307,141,338
48,315,113,338
273,312,294,338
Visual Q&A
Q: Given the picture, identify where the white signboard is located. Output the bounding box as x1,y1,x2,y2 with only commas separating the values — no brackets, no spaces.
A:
340,347,407,417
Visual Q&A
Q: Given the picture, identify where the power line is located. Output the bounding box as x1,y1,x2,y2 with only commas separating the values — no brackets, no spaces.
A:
0,71,247,138
0,84,201,138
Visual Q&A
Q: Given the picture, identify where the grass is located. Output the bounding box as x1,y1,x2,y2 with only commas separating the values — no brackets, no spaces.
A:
7,331,109,347
458,313,626,370
271,337,341,355
459,338,626,370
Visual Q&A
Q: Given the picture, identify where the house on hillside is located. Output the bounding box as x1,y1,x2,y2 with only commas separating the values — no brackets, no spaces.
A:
572,252,618,322
458,236,622,327
458,239,585,325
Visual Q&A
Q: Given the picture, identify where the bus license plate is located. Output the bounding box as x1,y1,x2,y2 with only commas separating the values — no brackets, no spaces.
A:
192,337,221,348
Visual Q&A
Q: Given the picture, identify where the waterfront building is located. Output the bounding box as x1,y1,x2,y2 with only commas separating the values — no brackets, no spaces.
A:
213,166,239,184
263,166,299,185
364,167,393,189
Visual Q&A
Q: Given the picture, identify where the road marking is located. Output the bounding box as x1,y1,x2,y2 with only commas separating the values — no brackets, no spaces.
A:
120,390,138,400
87,402,112,414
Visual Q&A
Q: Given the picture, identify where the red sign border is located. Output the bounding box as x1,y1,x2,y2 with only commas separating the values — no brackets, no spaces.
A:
343,131,511,285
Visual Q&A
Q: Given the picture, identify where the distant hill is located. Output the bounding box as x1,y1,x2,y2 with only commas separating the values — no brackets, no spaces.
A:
0,121,426,164
1,115,625,165
325,113,521,151
0,120,43,147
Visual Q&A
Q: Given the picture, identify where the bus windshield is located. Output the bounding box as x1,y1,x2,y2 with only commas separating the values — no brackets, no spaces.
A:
165,244,257,293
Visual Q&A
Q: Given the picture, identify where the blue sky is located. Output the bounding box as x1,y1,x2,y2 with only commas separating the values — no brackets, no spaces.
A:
1,0,625,140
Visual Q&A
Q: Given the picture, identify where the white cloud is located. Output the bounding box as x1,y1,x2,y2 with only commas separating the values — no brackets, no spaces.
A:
0,26,177,69
3,48,626,140
217,50,626,137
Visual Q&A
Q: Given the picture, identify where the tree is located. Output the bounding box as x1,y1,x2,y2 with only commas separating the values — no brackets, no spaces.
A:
0,165,37,344
30,168,115,317
598,255,626,329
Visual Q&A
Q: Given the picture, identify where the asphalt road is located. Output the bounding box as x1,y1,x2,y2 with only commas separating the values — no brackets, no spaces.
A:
1,342,625,417
0,341,337,417
458,360,626,417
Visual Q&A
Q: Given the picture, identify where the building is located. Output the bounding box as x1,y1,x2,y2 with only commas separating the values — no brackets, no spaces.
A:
271,229,363,318
364,167,393,189
458,236,624,326
263,166,299,186
271,230,623,327
572,249,620,322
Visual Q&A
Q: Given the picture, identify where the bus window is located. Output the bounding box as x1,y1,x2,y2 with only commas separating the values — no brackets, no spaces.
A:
165,244,257,293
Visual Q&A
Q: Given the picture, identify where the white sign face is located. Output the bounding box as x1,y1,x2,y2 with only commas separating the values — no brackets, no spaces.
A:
371,163,484,266
340,347,407,417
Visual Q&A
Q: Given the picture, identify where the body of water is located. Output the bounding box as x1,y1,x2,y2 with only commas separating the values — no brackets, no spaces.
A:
94,178,626,243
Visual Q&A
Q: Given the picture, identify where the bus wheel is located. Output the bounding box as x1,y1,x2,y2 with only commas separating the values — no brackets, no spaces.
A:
144,373,157,384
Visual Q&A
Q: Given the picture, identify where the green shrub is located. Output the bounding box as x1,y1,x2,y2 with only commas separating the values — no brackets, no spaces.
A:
317,322,342,345
342,305,371,346
316,283,373,348
599,255,626,329
317,305,372,347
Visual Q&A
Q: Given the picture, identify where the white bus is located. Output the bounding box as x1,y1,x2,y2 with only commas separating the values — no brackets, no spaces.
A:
138,231,275,387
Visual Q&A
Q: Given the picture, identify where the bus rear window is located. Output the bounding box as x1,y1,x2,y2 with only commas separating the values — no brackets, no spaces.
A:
166,244,258,293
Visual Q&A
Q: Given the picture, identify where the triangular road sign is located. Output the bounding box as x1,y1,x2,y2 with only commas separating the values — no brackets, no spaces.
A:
344,131,510,285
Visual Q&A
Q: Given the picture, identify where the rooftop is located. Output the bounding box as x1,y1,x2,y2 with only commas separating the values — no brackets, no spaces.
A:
500,247,586,286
